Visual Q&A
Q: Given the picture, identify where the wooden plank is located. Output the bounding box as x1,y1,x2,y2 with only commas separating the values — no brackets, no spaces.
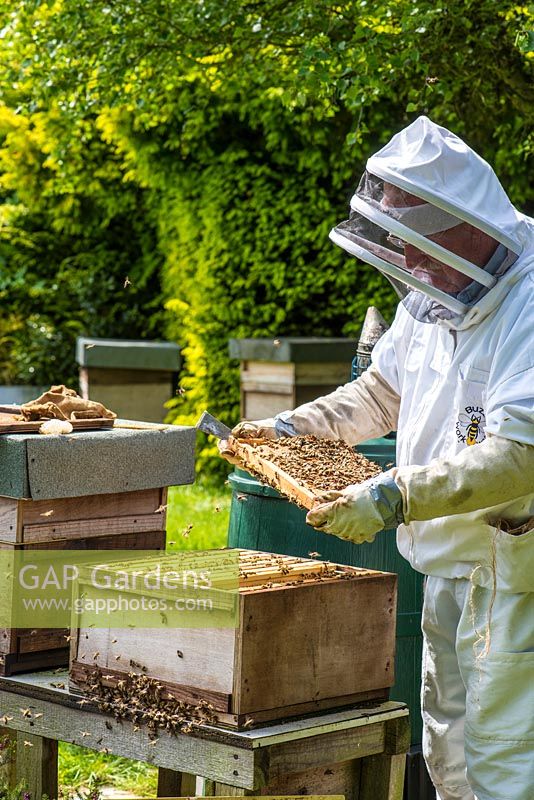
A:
0,649,68,677
359,753,406,800
0,498,19,544
0,488,165,544
234,577,397,715
0,413,113,435
85,367,173,386
231,441,319,510
0,670,408,748
0,529,167,551
220,690,388,729
294,362,352,385
20,488,164,527
14,731,58,800
72,625,237,696
0,689,257,788
17,630,67,654
242,362,295,383
157,768,196,796
226,761,360,800
383,715,411,756
0,629,16,656
21,512,165,543
70,662,232,713
264,722,386,781
241,381,294,394
243,393,296,422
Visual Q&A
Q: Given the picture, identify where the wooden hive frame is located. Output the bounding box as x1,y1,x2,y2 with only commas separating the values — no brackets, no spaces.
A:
230,440,320,509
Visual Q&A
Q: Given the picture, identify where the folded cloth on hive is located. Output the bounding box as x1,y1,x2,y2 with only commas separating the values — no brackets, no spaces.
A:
19,384,116,421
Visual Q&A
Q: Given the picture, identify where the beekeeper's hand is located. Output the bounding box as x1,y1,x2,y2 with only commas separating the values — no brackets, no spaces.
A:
217,418,280,466
306,472,403,544
217,437,242,467
231,418,279,440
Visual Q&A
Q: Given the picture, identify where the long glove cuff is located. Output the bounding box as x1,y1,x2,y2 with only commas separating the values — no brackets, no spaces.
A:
367,471,405,529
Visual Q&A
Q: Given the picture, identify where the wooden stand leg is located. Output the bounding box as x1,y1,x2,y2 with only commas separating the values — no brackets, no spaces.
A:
359,716,410,800
203,784,251,797
157,768,196,797
15,731,58,800
359,752,406,800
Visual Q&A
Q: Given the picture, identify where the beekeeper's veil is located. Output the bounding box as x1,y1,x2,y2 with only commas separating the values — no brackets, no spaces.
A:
330,117,528,322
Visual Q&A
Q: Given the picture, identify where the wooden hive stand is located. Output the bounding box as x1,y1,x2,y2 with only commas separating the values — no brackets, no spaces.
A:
0,669,410,800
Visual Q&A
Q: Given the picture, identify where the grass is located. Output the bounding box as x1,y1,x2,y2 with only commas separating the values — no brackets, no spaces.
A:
58,743,158,798
165,481,232,551
57,479,232,798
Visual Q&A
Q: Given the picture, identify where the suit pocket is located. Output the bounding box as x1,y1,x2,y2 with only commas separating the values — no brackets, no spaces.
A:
491,522,534,593
466,650,534,741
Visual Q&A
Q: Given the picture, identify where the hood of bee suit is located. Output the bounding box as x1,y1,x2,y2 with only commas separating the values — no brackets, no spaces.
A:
330,116,534,331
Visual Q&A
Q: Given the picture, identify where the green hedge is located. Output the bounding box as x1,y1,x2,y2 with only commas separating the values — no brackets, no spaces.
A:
0,0,532,479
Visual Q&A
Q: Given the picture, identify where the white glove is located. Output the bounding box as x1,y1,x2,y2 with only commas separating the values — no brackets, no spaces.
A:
306,481,388,544
231,418,278,440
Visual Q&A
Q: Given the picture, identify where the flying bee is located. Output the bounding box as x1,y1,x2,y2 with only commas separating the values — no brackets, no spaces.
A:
457,413,484,445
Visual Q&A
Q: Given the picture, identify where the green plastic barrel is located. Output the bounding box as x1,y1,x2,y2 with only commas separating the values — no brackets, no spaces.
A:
227,436,424,744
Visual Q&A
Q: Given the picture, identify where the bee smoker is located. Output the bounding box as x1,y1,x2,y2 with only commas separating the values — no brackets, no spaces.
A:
351,306,389,380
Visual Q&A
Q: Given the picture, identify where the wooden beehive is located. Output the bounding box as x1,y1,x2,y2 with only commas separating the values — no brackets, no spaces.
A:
229,338,358,419
70,549,397,728
77,337,182,424
0,495,167,677
0,488,167,547
0,421,196,676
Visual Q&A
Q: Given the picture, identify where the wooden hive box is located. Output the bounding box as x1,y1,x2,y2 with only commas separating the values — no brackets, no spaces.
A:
0,421,196,676
76,337,182,424
228,338,358,419
70,549,397,728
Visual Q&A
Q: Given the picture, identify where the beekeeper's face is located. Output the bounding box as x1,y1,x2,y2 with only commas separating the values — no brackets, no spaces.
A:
382,183,498,295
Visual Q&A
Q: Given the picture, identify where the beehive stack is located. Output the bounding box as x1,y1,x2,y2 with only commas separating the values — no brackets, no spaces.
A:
70,548,397,729
0,421,196,675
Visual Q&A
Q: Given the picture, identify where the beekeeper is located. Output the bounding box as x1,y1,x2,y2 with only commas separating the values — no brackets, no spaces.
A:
220,117,534,800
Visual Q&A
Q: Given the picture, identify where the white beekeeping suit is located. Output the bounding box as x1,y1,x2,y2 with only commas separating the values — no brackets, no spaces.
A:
224,117,534,800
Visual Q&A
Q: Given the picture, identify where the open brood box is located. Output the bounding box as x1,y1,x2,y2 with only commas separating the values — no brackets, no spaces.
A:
230,435,382,509
70,549,397,728
0,422,196,676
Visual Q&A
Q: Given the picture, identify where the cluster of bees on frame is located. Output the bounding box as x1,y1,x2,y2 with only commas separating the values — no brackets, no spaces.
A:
79,666,219,738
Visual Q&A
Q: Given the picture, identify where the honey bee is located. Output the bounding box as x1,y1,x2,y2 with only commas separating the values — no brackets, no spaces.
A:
181,523,193,538
457,413,484,445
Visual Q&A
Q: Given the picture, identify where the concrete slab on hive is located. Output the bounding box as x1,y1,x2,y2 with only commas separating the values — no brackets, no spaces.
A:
0,421,195,499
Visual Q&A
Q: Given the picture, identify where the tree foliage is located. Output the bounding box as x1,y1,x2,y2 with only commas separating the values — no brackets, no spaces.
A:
0,0,532,474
